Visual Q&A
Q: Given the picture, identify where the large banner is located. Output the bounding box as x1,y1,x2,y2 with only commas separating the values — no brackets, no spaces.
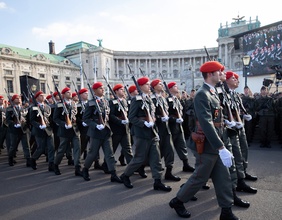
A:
243,22,282,76
19,75,40,103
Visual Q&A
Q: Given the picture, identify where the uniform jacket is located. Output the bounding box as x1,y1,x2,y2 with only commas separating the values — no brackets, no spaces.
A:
192,83,224,154
53,101,79,138
109,98,129,135
30,103,53,137
128,95,158,139
82,98,111,139
167,95,184,134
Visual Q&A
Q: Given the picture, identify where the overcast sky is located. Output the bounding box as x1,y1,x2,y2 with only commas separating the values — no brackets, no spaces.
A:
1,0,281,54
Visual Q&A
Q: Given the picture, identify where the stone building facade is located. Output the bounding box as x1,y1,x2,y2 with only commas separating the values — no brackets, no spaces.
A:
1,16,272,98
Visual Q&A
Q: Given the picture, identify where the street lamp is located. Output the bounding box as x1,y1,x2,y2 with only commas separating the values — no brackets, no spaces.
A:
242,55,251,87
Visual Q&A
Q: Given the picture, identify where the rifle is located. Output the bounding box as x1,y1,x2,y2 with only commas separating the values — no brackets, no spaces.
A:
51,76,72,126
120,75,131,100
4,88,26,133
47,83,57,104
72,80,85,114
81,68,104,125
26,85,49,127
127,64,154,123
102,75,128,121
159,72,181,119
139,68,146,76
204,46,212,61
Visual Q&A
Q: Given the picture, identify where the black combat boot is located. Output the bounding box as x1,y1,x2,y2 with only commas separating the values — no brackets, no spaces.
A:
236,178,257,194
82,167,90,181
30,158,37,170
110,170,123,183
182,159,195,172
233,189,250,208
54,164,61,175
48,162,54,172
75,166,83,176
9,157,14,166
244,172,258,181
118,154,126,166
102,161,110,174
120,173,133,188
169,197,191,218
165,167,181,181
219,207,240,220
26,158,31,167
67,157,74,166
93,160,103,170
137,165,147,178
153,179,172,192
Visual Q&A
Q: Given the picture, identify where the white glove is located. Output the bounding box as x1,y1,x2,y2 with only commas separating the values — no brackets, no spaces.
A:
235,122,243,129
82,122,88,127
65,124,72,129
219,148,234,168
96,124,105,130
144,121,154,128
14,124,21,128
224,119,236,128
243,114,252,121
161,116,169,122
121,120,129,125
176,118,184,123
39,125,46,129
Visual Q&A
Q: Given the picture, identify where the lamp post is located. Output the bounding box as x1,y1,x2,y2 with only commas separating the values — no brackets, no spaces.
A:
242,55,251,87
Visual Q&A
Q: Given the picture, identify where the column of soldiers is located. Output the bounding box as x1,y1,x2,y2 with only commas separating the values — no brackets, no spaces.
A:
1,63,282,219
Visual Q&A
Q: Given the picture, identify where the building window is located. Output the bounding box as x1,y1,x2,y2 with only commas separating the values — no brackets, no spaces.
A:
76,78,80,82
77,85,81,91
4,69,12,75
39,74,45,78
53,75,58,80
40,83,46,93
66,84,70,88
66,77,70,81
7,80,14,93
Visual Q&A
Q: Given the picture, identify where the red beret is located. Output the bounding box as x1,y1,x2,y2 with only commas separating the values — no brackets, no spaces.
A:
72,92,77,98
113,84,123,91
11,94,20,101
46,94,52,100
128,85,137,93
200,61,224,73
137,77,149,86
226,71,235,80
53,91,58,97
234,73,239,79
92,82,103,89
79,88,88,94
34,91,43,99
0,95,4,99
168,82,176,89
61,87,70,94
151,79,161,88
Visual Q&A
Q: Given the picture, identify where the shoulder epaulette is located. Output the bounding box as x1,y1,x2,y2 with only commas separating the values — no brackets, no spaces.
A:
32,106,39,111
167,97,173,102
57,103,63,108
112,100,118,105
215,87,223,94
88,100,96,106
135,95,142,101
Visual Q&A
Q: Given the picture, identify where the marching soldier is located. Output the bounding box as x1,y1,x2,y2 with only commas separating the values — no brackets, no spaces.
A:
53,87,82,176
120,77,171,192
167,82,195,172
75,88,89,160
169,61,239,220
6,94,31,167
0,96,8,154
150,79,181,181
81,82,122,183
29,91,55,171
109,84,133,165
